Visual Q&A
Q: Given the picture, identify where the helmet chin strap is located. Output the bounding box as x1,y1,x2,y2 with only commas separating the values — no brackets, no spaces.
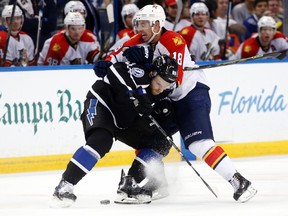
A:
147,26,161,44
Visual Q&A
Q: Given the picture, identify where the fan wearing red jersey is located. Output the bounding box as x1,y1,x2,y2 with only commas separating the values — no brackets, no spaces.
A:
230,15,288,60
37,12,100,65
104,4,257,204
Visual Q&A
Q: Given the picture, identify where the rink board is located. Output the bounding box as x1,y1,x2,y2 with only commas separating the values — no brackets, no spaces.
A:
1,60,288,173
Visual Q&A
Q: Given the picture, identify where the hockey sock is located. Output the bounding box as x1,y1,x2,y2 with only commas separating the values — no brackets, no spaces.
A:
203,146,236,181
63,146,100,185
188,139,236,181
129,148,163,182
63,161,86,185
128,148,166,190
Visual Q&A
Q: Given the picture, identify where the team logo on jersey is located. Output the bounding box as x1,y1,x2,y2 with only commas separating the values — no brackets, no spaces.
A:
181,29,189,35
87,99,98,126
131,67,145,78
244,45,252,53
172,36,183,46
52,43,61,52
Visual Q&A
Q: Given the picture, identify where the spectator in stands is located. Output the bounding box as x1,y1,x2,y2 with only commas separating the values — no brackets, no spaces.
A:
0,5,35,67
232,0,254,24
231,0,245,8
9,0,57,54
37,12,100,65
164,0,191,32
182,0,192,22
230,15,288,60
267,0,283,31
179,2,221,61
116,3,139,40
214,0,246,40
200,0,219,31
243,0,268,40
0,0,9,14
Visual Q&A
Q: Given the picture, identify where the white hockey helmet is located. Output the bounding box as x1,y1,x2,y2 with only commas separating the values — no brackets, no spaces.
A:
258,16,276,31
1,5,23,19
121,4,139,27
134,4,166,29
64,12,85,26
121,4,139,19
64,1,87,18
190,2,209,17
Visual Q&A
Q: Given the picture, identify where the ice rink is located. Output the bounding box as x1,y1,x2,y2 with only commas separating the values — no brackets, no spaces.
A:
0,155,287,216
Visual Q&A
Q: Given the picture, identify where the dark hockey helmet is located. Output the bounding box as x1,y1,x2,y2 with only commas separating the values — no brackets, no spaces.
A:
152,55,178,83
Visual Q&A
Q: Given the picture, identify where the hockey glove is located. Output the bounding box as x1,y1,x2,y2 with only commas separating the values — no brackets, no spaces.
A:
93,60,112,78
123,46,153,68
129,87,153,117
153,98,175,123
153,98,178,137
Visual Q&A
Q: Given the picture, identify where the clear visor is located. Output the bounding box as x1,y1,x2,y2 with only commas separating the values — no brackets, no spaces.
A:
133,20,152,30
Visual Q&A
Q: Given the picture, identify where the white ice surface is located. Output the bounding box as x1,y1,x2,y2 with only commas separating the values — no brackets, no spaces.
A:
0,155,287,216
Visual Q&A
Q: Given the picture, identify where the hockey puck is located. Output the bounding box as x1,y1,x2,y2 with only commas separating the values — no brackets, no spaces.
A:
100,199,110,205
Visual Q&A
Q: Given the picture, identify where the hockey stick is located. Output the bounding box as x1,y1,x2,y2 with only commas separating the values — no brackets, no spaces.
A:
34,0,45,65
1,0,17,66
184,49,288,70
35,0,45,55
172,0,183,31
148,115,218,198
99,3,115,59
222,0,231,60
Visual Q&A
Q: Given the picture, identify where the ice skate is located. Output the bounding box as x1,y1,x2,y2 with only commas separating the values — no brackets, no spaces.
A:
229,172,257,202
114,170,152,204
50,179,77,208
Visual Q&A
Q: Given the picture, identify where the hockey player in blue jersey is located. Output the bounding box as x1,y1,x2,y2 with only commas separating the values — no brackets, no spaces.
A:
52,53,179,207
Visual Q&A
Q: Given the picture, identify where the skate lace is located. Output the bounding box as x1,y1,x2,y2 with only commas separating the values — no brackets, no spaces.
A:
230,175,240,192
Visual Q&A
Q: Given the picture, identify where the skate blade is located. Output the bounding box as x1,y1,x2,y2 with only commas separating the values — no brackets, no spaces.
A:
114,193,151,204
237,185,257,203
114,198,151,204
49,196,75,208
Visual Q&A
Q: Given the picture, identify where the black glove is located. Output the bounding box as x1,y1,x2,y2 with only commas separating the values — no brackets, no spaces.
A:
153,98,178,136
123,46,153,66
93,60,112,78
153,98,175,123
129,87,153,117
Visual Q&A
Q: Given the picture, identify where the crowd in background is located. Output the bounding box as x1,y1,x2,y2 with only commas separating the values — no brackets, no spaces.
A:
0,0,287,67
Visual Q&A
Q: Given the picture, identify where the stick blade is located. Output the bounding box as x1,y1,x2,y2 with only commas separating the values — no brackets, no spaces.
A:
106,3,114,24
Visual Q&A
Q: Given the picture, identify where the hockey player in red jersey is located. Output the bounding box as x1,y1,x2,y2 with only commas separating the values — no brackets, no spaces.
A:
105,4,257,204
37,12,100,65
179,2,221,61
230,15,288,60
0,5,35,66
117,3,139,40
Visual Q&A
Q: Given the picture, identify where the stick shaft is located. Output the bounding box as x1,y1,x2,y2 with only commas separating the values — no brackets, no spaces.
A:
184,49,288,70
148,115,218,198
